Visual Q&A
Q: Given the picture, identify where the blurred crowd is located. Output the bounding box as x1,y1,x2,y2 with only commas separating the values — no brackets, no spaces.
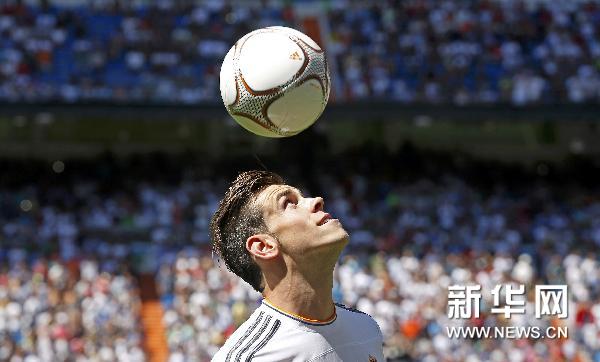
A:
0,250,145,361
1,0,600,104
1,149,598,361
328,0,600,104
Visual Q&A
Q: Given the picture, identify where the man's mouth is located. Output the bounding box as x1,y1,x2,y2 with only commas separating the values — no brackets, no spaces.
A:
317,213,332,226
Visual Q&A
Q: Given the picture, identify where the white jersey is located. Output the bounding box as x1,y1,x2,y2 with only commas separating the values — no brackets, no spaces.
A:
212,300,384,362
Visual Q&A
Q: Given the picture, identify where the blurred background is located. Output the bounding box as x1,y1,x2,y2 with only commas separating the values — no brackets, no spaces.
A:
1,0,599,361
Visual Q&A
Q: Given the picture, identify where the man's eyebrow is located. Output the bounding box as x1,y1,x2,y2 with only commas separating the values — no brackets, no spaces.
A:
273,187,301,203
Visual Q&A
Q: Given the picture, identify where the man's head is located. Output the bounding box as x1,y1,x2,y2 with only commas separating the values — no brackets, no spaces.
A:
210,170,349,292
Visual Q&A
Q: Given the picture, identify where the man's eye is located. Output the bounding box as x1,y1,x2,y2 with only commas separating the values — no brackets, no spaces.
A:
284,198,296,207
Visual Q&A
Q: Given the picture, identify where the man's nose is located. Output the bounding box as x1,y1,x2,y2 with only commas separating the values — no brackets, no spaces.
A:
310,197,324,213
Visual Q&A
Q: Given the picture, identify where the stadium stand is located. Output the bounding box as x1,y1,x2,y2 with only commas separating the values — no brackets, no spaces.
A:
0,251,145,361
0,0,599,104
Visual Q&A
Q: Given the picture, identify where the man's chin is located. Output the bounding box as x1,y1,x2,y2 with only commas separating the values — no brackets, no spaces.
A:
307,234,348,264
337,231,350,246
322,229,350,249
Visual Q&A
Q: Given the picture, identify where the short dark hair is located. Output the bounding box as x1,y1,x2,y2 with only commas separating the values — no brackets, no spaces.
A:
210,170,284,292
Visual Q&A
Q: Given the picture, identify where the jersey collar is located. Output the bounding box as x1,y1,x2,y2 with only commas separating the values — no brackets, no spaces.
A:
262,299,337,326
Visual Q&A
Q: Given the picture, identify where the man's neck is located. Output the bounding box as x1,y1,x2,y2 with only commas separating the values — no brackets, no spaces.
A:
263,268,336,321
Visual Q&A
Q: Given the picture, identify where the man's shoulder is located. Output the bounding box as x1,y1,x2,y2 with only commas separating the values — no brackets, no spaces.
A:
216,307,279,354
334,303,383,337
334,303,374,323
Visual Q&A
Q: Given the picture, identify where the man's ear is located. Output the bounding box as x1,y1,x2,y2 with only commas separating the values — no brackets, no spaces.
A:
246,234,279,260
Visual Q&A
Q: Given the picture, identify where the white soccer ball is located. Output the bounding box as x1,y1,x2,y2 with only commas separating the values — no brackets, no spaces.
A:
219,26,330,138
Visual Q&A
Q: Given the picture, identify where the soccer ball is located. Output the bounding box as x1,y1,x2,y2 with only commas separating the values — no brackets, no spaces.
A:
219,26,330,138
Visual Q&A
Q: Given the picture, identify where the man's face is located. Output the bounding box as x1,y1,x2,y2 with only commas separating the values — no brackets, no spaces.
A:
254,184,349,258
